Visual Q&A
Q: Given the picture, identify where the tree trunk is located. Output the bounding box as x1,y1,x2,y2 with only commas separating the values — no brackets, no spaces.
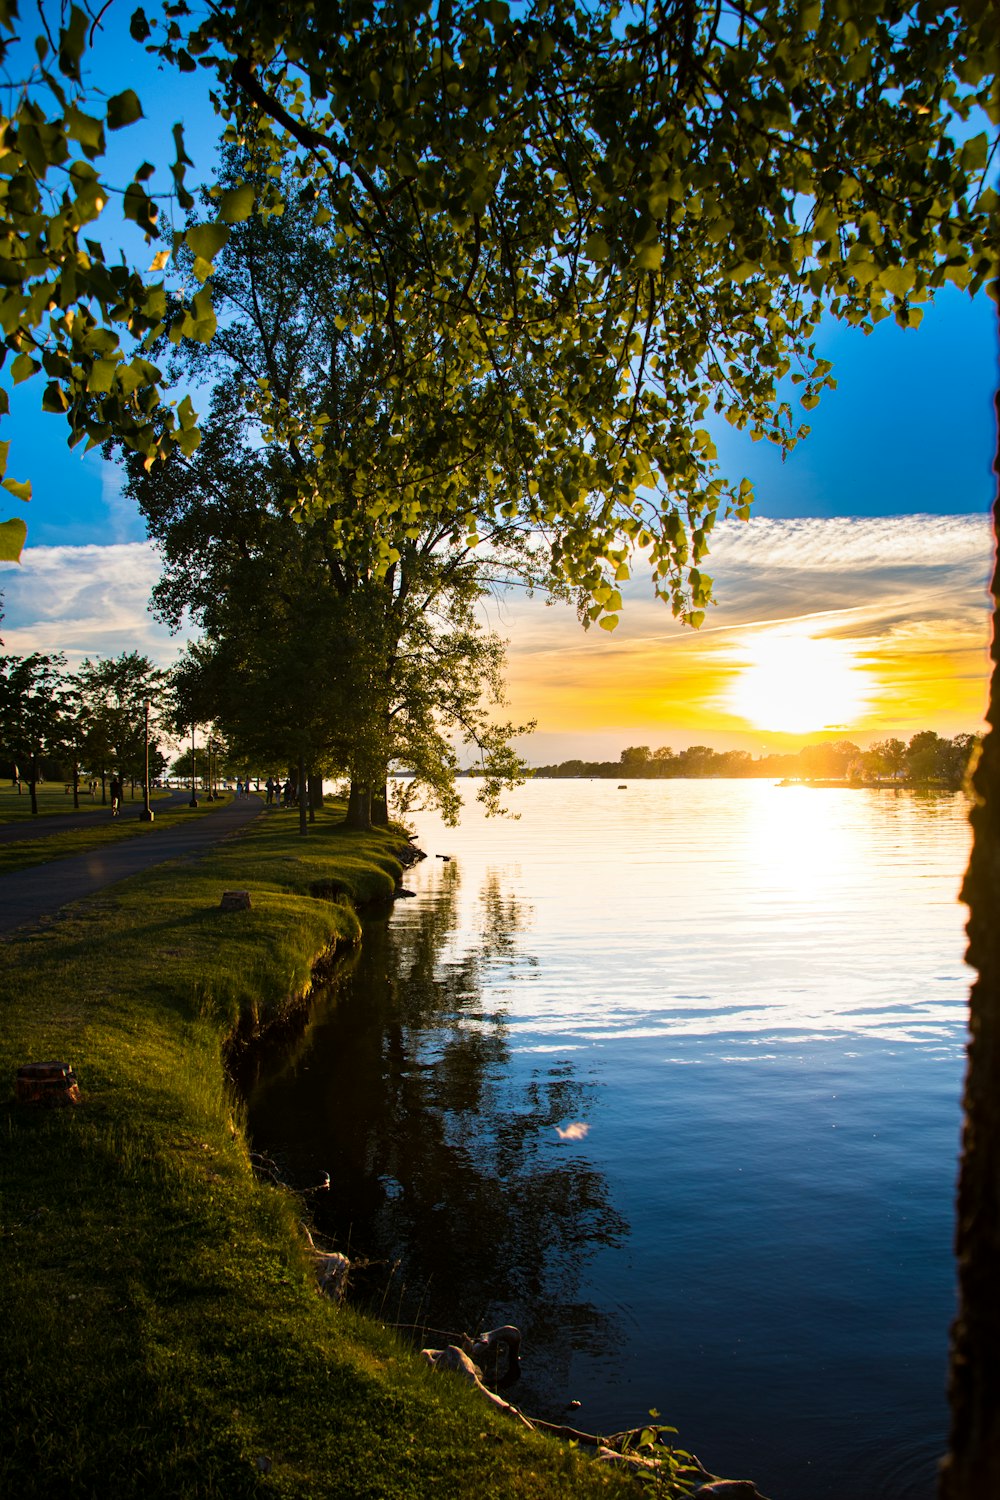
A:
940,379,1000,1497
371,780,389,826
298,753,308,837
29,753,38,815
344,780,372,831
72,764,79,810
101,770,106,805
308,774,324,822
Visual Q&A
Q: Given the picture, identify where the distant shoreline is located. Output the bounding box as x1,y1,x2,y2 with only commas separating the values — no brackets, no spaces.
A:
456,731,979,793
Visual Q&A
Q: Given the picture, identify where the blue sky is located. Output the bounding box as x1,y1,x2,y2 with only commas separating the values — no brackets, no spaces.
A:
0,12,996,755
0,10,995,546
8,283,996,548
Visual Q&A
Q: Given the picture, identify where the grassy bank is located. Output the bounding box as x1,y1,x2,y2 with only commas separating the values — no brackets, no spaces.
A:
0,793,238,877
0,802,636,1500
0,782,162,823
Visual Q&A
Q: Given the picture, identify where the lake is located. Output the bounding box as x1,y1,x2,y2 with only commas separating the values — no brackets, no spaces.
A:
244,779,972,1500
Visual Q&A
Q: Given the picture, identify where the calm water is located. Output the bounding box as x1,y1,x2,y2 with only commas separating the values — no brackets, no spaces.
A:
245,779,972,1500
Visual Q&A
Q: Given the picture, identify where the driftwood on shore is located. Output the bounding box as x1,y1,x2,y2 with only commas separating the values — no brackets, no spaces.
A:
419,1326,771,1497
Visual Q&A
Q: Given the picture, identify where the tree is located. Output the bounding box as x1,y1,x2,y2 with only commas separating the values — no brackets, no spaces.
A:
941,386,999,1500
121,168,536,830
620,746,652,770
797,740,861,779
1,1,995,602
0,650,66,812
71,652,170,798
866,736,908,779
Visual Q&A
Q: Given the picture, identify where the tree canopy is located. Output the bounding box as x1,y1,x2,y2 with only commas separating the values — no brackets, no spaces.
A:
0,0,995,621
121,170,535,825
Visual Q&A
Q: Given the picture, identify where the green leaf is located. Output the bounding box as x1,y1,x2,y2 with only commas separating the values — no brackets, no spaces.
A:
879,264,913,297
218,184,255,223
584,232,612,262
189,287,217,343
598,613,619,631
107,90,143,131
87,358,118,394
960,134,988,173
129,8,151,43
634,243,663,272
186,222,231,262
10,352,39,384
65,104,105,155
3,476,32,503
58,6,88,81
0,516,27,561
123,181,158,233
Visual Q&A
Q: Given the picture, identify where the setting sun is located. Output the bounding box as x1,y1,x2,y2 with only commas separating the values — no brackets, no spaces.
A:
726,629,873,735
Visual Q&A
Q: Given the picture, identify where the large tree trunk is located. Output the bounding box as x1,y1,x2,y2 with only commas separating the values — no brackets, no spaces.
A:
298,753,308,838
308,773,323,823
371,780,389,826
940,377,1000,1497
344,779,372,831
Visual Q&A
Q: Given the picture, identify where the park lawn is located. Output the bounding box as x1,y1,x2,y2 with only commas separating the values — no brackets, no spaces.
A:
0,801,636,1500
0,781,130,822
0,792,240,875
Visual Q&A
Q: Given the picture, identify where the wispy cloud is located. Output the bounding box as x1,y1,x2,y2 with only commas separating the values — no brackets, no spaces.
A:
0,542,189,668
496,514,993,752
1,518,992,752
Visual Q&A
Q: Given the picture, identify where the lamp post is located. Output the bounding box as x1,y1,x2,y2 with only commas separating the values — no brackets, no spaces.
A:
139,699,154,821
189,722,199,808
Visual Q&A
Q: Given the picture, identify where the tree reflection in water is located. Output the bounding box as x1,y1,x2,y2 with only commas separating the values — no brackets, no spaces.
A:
245,863,628,1413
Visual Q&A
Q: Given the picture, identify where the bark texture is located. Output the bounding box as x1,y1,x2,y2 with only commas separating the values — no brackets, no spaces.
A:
941,340,1000,1499
371,781,389,826
344,780,372,831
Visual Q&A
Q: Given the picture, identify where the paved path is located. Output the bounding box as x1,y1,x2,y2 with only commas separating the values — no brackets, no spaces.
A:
0,790,194,844
0,795,265,935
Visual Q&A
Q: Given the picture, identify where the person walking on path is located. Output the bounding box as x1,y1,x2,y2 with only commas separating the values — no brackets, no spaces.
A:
110,776,123,817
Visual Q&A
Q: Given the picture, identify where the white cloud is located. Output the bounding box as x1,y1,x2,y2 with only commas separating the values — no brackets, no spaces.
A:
0,542,191,668
689,514,993,634
490,512,993,651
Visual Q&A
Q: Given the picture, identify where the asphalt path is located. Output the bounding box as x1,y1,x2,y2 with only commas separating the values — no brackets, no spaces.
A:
0,794,265,936
0,789,193,844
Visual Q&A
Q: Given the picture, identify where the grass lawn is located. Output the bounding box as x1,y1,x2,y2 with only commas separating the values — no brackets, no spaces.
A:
0,801,640,1500
0,792,242,875
0,781,150,823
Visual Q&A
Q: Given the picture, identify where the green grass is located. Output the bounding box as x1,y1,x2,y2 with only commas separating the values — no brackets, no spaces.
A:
0,782,176,824
0,792,240,875
0,802,639,1500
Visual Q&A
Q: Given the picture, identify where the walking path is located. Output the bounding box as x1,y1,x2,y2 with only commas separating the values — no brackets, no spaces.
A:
0,795,265,936
0,790,191,844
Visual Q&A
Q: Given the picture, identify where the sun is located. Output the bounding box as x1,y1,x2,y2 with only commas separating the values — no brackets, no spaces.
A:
726,629,871,735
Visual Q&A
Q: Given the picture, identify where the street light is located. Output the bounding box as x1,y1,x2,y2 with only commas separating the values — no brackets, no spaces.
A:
139,699,154,821
189,722,199,808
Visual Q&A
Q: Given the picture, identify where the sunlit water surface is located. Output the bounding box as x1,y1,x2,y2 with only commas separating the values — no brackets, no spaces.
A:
245,780,972,1500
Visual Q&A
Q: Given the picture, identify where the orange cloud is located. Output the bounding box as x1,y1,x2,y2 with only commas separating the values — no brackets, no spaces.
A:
493,516,992,757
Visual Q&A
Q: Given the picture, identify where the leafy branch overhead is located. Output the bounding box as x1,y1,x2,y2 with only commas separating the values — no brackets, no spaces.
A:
0,2,995,619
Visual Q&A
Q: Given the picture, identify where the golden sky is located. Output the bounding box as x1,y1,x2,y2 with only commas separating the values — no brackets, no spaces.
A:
1,514,993,763
486,515,994,760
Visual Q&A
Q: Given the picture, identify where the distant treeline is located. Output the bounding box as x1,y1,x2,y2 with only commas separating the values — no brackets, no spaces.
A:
528,732,980,790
